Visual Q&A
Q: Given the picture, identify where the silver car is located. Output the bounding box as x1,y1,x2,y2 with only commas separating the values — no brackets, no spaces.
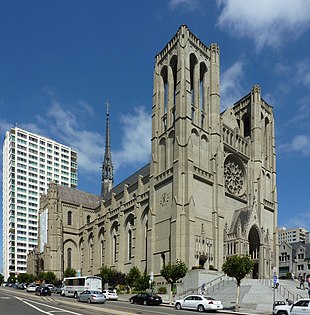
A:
77,290,106,304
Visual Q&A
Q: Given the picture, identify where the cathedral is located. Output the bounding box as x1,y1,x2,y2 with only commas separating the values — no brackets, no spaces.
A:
28,25,278,282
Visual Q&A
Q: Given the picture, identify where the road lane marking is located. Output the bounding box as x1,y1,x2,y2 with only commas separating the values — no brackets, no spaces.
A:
15,297,83,315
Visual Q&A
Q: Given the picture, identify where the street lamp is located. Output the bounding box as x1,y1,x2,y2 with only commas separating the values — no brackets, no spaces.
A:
206,241,212,269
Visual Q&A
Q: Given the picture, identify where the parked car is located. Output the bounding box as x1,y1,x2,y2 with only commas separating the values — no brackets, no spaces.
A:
77,290,106,304
102,289,118,300
35,285,51,296
174,295,223,312
26,284,38,292
51,285,62,294
129,293,162,305
290,299,310,315
273,300,291,315
46,284,56,293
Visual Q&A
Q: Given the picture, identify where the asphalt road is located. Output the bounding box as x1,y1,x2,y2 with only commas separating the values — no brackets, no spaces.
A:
0,287,207,315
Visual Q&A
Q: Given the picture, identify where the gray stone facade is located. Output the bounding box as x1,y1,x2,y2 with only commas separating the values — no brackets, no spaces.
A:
28,25,278,283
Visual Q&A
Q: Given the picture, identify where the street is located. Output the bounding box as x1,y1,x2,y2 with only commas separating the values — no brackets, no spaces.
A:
0,287,206,315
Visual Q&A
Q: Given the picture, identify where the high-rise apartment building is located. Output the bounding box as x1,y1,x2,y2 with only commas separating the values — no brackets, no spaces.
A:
2,127,78,279
278,227,308,244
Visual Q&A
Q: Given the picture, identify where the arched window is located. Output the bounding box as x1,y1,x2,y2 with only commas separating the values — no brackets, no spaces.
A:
113,235,117,263
67,211,72,226
128,230,132,261
100,240,104,266
87,215,91,224
67,248,72,269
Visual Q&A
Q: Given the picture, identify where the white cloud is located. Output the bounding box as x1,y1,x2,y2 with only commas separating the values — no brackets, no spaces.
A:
46,100,103,174
220,60,245,110
285,211,310,230
217,0,310,51
113,107,151,170
0,119,13,135
278,134,310,156
169,0,200,10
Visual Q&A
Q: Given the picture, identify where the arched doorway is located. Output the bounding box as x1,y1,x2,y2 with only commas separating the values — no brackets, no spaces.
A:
248,226,260,279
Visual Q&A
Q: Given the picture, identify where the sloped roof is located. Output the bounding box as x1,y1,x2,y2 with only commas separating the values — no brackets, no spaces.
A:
105,163,150,200
58,185,101,209
229,205,252,234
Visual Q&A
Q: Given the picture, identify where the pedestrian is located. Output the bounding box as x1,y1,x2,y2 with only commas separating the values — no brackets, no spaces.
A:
275,276,279,289
200,283,205,295
299,277,305,289
291,273,295,281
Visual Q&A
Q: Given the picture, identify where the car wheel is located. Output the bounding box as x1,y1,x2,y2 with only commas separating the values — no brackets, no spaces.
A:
130,299,134,304
175,302,182,310
143,300,147,305
87,298,91,304
197,304,205,312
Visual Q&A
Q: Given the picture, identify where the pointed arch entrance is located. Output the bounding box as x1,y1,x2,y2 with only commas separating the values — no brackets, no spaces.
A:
248,226,260,279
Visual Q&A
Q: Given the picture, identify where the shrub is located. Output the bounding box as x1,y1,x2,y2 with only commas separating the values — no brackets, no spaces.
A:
157,286,167,294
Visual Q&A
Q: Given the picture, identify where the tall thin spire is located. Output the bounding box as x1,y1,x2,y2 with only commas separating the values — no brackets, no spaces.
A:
101,100,114,197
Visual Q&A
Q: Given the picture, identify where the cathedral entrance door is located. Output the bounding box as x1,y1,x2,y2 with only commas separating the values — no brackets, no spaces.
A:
248,226,260,278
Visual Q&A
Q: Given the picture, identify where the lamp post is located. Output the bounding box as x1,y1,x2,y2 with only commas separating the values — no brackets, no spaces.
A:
206,241,212,270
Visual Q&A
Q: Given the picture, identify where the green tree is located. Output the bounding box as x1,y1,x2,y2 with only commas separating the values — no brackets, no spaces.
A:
125,267,141,292
160,259,188,304
63,268,76,278
38,272,46,283
99,265,114,288
0,273,4,285
44,271,57,284
99,265,125,289
135,273,150,292
222,254,254,312
17,273,30,284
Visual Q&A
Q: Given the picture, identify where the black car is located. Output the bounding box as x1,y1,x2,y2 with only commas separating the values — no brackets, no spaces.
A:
35,285,51,296
129,293,162,305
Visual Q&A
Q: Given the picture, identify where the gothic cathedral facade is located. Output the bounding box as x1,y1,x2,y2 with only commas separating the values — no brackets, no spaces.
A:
28,25,278,281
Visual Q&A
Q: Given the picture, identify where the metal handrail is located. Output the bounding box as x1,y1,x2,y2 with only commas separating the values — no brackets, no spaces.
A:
259,278,296,302
176,274,233,298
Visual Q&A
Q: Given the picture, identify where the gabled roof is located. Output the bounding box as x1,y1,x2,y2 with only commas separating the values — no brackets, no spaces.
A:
58,185,101,209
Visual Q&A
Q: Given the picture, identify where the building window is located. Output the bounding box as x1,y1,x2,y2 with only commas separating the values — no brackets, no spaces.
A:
67,211,72,226
128,230,132,261
87,215,91,224
113,235,117,263
67,248,72,269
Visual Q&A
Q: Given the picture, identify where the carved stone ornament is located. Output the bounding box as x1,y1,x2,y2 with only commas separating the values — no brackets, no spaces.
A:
224,155,245,196
159,192,169,207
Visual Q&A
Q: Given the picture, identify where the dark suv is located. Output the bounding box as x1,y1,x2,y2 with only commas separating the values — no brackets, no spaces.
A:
35,285,51,296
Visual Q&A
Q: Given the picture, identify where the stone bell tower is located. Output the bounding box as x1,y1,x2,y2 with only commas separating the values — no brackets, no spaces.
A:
149,25,222,271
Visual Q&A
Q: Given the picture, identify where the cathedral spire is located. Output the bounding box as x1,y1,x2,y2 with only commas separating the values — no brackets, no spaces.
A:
101,100,114,198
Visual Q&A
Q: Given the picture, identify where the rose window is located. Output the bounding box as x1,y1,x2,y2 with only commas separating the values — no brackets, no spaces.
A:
224,157,245,195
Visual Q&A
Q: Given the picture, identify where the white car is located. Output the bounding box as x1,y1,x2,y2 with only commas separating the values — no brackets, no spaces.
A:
26,284,38,292
102,289,118,300
174,295,223,312
290,299,310,315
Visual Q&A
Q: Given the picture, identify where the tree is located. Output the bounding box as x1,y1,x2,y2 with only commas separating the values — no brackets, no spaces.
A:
125,267,141,293
63,268,76,278
222,254,254,312
135,273,150,292
160,259,188,304
99,265,114,288
17,273,30,284
0,273,4,285
44,271,57,284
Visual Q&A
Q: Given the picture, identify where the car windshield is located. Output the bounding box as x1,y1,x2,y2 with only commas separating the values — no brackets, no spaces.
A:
92,291,101,294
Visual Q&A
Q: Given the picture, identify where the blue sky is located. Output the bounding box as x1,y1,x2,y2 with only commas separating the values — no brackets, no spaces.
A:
1,0,310,274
